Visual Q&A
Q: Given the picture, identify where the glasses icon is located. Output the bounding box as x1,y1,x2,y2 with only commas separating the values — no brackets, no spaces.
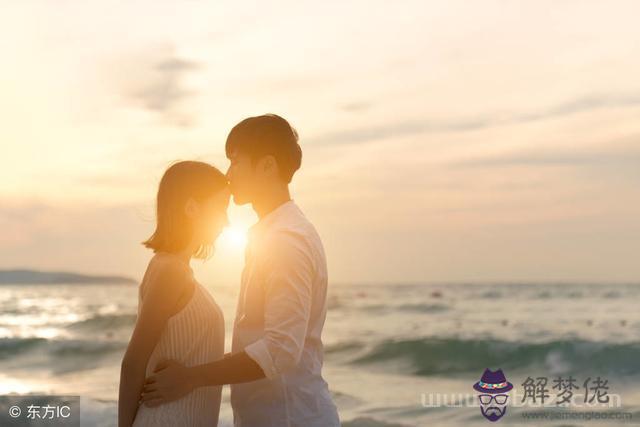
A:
478,394,508,405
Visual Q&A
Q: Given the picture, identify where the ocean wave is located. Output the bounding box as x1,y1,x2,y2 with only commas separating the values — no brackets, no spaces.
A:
397,303,450,313
326,341,366,354
0,337,126,361
346,337,640,377
47,339,126,357
67,313,136,331
342,417,413,427
360,303,450,314
0,337,46,358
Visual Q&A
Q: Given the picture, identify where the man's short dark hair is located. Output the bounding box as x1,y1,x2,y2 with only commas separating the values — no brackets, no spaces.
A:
225,114,302,183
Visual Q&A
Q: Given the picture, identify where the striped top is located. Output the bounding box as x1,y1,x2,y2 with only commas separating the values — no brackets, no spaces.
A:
133,256,225,427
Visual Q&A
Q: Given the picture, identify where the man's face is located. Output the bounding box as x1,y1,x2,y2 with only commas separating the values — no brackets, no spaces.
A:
226,149,256,205
478,393,509,422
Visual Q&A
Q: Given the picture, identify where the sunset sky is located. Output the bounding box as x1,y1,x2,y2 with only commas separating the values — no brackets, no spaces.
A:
2,0,640,285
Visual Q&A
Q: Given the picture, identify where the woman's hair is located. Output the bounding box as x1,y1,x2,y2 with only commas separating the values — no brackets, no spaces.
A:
142,160,228,259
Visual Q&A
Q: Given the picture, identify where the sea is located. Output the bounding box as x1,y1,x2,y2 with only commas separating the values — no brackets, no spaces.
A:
2,281,640,426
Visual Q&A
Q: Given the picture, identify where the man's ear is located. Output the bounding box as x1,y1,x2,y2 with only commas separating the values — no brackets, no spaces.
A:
259,155,278,177
184,197,199,219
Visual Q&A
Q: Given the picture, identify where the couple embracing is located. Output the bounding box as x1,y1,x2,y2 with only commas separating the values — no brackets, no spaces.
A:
118,114,340,427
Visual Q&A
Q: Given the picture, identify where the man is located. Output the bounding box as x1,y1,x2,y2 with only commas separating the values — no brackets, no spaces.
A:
140,114,340,427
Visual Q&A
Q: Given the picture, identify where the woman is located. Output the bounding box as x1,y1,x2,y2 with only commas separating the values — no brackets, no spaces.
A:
118,160,229,427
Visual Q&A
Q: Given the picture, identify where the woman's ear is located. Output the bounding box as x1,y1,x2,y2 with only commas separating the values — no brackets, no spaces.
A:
184,197,200,219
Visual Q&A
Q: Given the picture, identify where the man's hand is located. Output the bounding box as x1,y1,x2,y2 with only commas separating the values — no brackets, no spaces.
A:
140,359,194,407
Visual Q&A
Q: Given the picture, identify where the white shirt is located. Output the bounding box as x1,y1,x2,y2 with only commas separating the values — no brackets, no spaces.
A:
230,200,340,427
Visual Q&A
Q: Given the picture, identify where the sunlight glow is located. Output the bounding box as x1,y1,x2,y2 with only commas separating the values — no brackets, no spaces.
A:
218,226,248,251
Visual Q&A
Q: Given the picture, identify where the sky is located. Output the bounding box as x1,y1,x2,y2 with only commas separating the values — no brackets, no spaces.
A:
1,0,640,285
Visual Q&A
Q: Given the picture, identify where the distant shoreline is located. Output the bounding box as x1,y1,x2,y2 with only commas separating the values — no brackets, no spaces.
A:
0,269,136,285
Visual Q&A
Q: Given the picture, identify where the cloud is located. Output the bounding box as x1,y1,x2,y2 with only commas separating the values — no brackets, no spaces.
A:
310,92,640,145
340,101,373,113
309,117,487,145
449,137,640,179
133,57,199,113
509,93,640,122
113,46,202,127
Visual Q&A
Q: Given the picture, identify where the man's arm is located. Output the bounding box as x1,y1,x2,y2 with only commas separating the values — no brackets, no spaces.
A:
192,350,266,386
239,232,314,379
141,351,265,407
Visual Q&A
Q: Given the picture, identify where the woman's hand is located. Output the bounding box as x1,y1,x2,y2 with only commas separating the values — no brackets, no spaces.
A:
140,359,195,407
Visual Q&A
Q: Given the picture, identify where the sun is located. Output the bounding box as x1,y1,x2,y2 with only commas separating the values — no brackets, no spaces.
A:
218,225,248,250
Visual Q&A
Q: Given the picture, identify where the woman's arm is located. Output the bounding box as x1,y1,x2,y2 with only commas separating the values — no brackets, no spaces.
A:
118,259,189,427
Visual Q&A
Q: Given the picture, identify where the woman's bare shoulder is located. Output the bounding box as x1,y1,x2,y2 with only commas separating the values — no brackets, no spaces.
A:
148,252,191,274
140,253,191,297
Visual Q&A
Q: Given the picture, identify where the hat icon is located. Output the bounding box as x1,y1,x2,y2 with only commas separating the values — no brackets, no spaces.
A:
473,368,513,394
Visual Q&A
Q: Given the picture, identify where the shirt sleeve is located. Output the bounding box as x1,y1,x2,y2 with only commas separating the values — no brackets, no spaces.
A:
244,231,314,379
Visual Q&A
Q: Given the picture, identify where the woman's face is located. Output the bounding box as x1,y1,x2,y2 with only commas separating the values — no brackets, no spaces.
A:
195,187,230,247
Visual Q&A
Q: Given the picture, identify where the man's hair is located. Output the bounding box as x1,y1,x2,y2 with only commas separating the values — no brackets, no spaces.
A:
225,114,302,183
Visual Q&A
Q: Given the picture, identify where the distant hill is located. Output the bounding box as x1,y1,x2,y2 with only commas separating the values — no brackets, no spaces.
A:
0,269,137,285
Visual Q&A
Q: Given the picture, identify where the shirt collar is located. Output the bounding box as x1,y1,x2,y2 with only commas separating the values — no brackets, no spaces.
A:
249,200,296,238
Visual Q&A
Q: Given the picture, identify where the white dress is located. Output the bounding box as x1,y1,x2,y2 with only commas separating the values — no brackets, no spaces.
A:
133,261,224,427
